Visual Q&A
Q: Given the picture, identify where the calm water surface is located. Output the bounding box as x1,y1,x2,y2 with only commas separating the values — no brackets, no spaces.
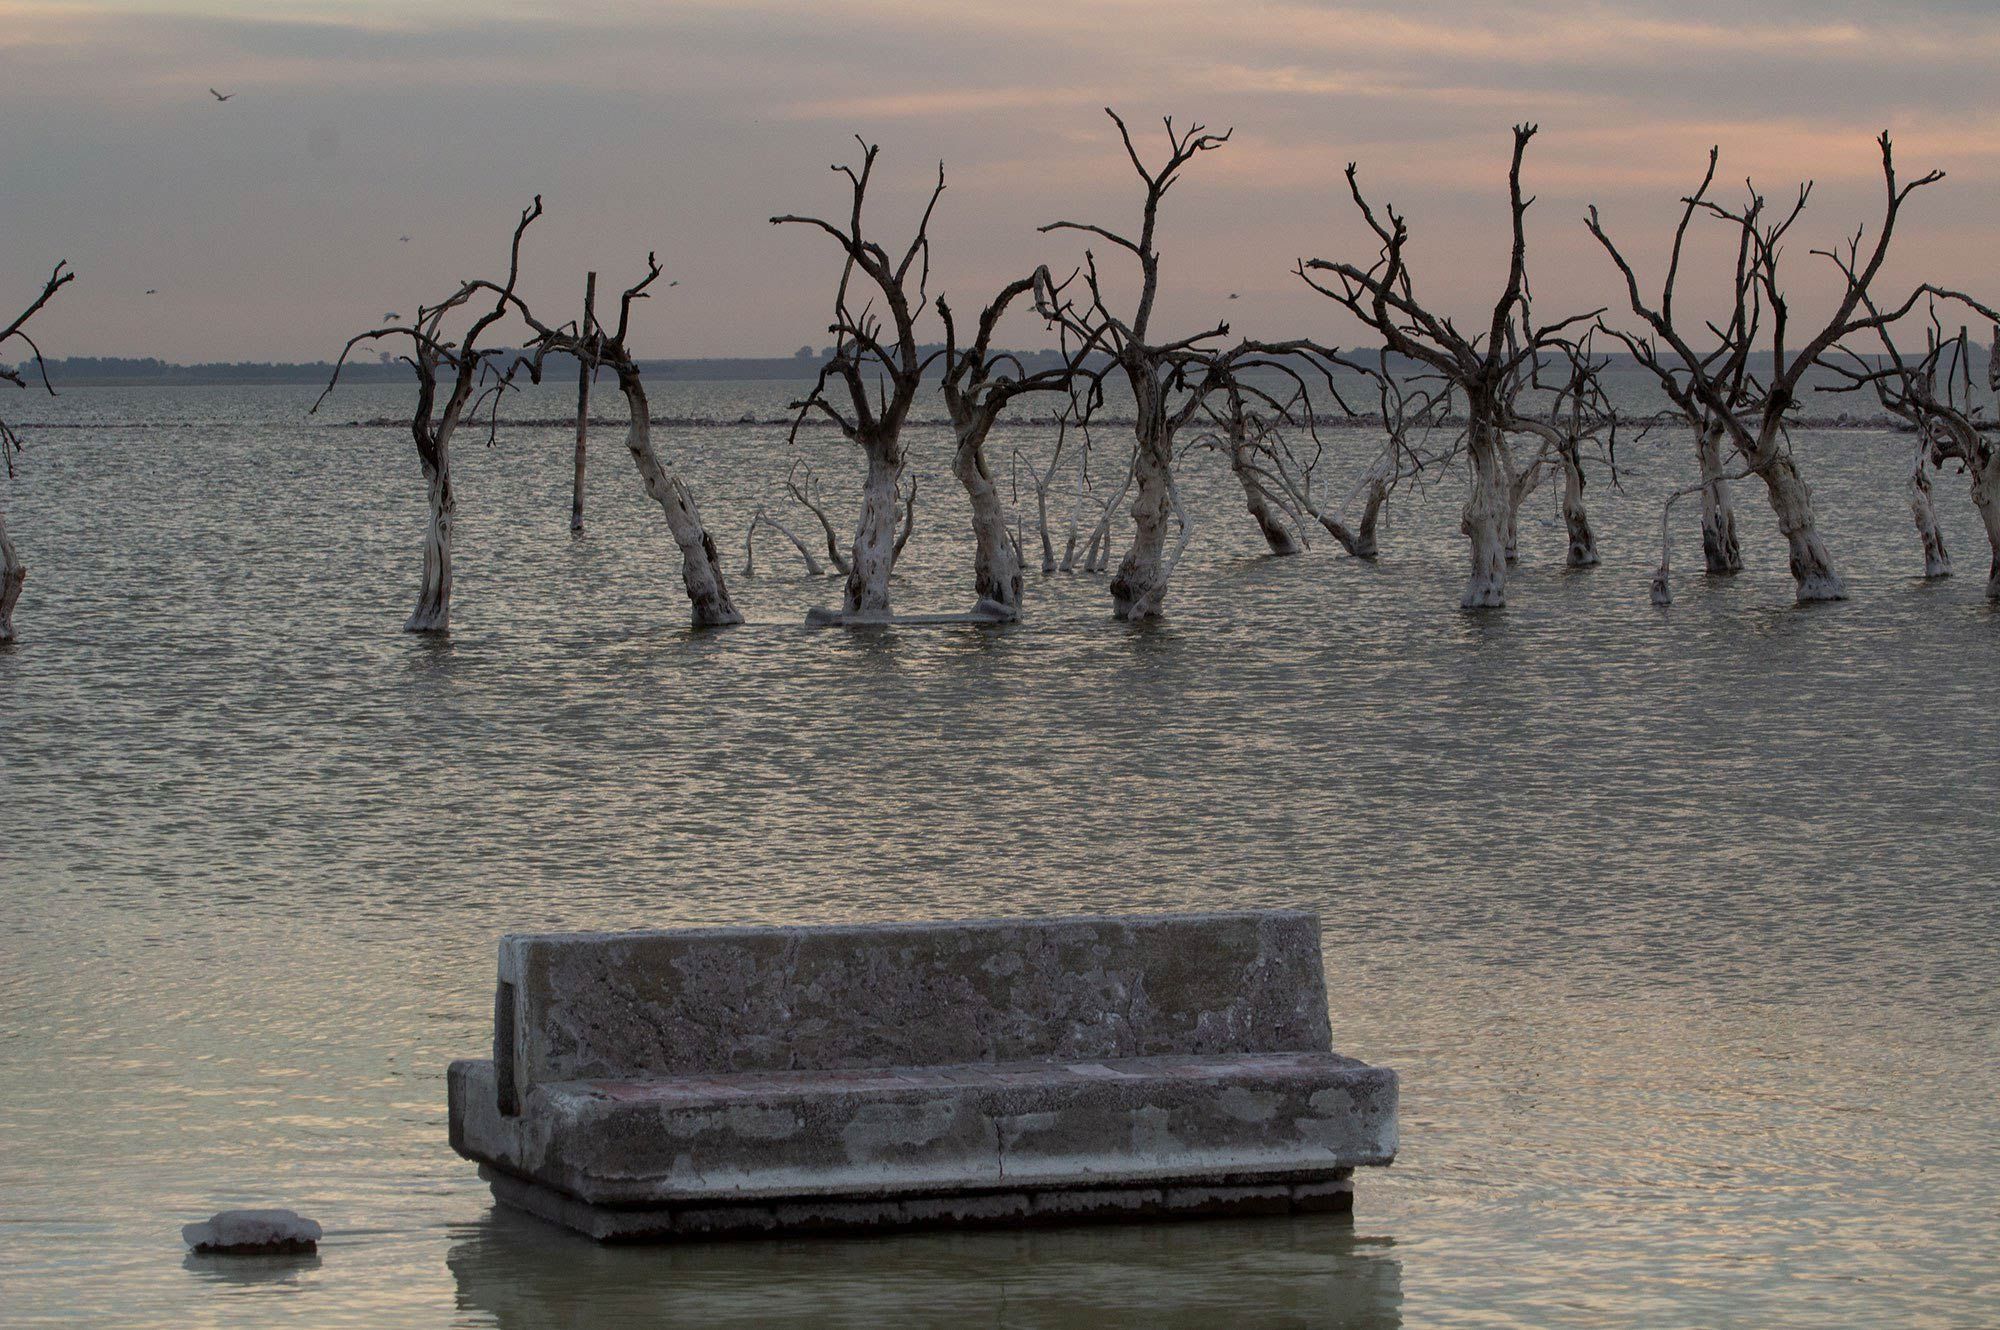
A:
2,380,1996,1327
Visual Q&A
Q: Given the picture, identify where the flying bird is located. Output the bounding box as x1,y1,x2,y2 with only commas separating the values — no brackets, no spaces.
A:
144,289,158,295
399,235,411,243
1228,293,1239,300
383,312,400,321
668,280,679,287
209,88,234,102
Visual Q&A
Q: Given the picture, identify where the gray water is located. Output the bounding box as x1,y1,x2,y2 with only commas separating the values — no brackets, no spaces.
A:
2,379,1997,1328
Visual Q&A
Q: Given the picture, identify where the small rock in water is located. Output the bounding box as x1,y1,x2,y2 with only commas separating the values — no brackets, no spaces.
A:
181,1209,322,1255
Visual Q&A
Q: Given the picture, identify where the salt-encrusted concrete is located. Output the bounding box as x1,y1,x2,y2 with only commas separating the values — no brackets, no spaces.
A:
448,911,1397,1241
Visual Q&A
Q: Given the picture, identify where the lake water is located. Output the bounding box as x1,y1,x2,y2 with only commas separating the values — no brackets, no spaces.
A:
2,378,1997,1328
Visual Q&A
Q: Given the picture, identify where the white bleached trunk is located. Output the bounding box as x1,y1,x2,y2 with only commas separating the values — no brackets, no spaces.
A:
1033,483,1058,575
843,444,900,618
1697,421,1743,575
1561,444,1598,568
617,372,741,627
1058,450,1089,572
951,414,1022,618
1910,453,1951,580
1971,453,2000,600
406,445,453,634
747,511,823,576
1075,468,1130,574
0,508,23,644
1084,521,1108,573
1758,451,1845,602
1108,361,1178,620
1110,424,1173,620
1306,455,1389,559
1227,423,1300,556
1502,444,1531,567
1460,408,1509,608
1347,475,1386,559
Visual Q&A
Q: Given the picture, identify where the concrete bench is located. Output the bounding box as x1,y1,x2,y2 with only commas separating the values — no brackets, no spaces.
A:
447,911,1397,1241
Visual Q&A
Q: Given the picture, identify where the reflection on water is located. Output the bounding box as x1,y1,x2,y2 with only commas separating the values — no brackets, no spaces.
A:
3,381,1999,1327
182,1250,323,1289
447,1206,1401,1329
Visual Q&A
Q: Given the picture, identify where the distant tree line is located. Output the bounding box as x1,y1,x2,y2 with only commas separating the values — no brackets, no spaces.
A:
305,113,2000,635
10,110,2000,646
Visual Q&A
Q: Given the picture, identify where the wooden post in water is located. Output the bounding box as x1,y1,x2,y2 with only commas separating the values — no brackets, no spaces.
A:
571,271,597,534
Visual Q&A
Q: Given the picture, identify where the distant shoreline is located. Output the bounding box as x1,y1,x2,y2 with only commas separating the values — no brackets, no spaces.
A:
14,347,1087,388
21,346,1987,391
15,353,829,388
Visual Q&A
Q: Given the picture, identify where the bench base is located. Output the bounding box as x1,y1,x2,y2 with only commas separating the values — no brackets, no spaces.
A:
481,1165,1354,1244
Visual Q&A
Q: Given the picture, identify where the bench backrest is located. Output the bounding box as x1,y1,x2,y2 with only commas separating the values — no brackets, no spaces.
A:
491,911,1329,1113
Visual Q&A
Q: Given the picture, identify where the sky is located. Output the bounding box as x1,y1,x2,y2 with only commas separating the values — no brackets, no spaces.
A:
3,0,1998,362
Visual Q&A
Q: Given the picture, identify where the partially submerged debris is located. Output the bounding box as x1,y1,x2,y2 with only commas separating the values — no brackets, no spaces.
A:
181,1209,322,1256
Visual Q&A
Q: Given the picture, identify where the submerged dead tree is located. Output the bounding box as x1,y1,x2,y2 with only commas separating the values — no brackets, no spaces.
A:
314,197,542,633
569,271,596,534
519,255,742,626
1038,109,1235,621
772,140,942,622
1588,135,1943,603
0,261,75,645
1825,307,1958,579
1830,298,2000,595
1313,356,1455,561
937,270,1103,618
1190,346,1372,558
1502,337,1621,569
1206,379,1306,555
1593,155,1759,579
1302,124,1598,608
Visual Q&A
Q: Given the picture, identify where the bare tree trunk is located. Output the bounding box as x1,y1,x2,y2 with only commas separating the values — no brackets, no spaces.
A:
1225,416,1301,556
1058,453,1092,572
1034,483,1056,574
952,416,1022,618
786,464,851,576
747,510,823,575
1461,410,1509,608
1502,441,1531,566
1909,452,1951,579
892,474,917,566
1111,421,1173,620
1560,443,1598,568
407,442,454,634
1346,473,1386,559
0,508,23,645
1239,471,1299,554
1697,420,1743,574
616,371,741,626
1972,453,2000,600
1293,454,1388,559
1758,451,1845,602
844,444,900,617
571,272,595,534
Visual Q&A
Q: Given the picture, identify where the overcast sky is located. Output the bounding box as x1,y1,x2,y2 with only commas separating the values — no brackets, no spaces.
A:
4,0,1997,361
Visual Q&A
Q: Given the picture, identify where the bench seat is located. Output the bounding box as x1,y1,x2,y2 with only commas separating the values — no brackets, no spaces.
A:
450,1048,1395,1207
447,912,1399,1240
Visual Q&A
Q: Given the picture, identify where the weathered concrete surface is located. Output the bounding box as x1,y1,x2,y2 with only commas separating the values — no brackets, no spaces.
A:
449,911,1397,1241
479,1164,1354,1242
181,1209,321,1255
491,912,1334,1107
450,1050,1395,1206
